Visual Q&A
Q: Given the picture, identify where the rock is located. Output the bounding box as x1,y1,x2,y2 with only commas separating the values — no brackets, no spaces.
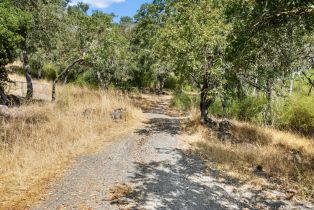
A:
255,165,263,172
82,108,96,118
111,108,125,120
0,105,9,114
294,154,302,163
289,149,302,164
217,120,235,142
217,132,233,141
219,120,232,132
207,118,218,129
286,189,297,200
254,165,268,176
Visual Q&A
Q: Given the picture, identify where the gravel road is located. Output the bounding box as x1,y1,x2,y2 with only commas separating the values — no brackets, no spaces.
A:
32,103,313,210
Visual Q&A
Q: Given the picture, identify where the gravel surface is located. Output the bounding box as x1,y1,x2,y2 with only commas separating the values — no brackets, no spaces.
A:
32,106,313,210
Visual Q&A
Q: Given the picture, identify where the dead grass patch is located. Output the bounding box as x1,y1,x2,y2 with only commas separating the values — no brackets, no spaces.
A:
231,123,272,146
183,115,314,200
0,84,143,209
107,184,133,202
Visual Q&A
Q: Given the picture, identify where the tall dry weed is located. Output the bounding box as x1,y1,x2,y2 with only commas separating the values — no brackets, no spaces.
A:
0,85,143,208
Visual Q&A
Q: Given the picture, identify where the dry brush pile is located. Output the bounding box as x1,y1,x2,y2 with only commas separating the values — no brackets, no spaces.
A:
0,85,143,208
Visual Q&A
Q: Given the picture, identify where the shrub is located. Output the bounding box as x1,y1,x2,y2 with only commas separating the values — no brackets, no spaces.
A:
208,96,266,123
42,63,59,80
164,73,179,90
30,55,43,78
236,96,266,123
171,91,196,111
75,70,99,87
276,95,314,137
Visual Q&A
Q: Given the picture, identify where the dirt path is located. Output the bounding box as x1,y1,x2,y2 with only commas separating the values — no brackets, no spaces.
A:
32,101,313,210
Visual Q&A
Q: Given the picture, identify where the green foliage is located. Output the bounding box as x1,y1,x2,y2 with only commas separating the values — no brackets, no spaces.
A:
171,91,198,111
209,96,266,123
276,95,314,137
75,70,99,87
164,73,179,90
236,97,266,123
42,64,59,80
0,1,29,89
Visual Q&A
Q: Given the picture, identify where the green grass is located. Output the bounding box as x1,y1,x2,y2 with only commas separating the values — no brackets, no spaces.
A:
172,88,314,137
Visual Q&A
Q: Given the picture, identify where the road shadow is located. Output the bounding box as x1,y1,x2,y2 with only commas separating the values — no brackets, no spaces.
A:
116,148,302,210
135,117,182,136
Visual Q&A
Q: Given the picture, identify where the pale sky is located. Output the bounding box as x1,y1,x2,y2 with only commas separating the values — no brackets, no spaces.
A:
70,0,151,21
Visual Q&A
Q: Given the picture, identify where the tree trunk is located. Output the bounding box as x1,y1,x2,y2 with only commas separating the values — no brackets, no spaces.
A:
236,79,245,99
200,91,208,123
221,95,227,117
252,78,258,96
52,58,84,101
0,87,9,106
96,71,106,91
265,78,274,126
22,40,33,100
63,74,68,85
158,75,164,94
302,71,314,96
289,70,295,95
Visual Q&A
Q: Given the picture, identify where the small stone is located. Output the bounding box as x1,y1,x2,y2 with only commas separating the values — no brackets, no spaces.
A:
82,108,96,118
219,120,232,132
111,108,125,120
0,105,8,114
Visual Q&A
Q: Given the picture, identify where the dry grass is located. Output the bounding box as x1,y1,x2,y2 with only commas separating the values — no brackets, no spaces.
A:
107,183,133,201
183,112,314,200
0,83,143,209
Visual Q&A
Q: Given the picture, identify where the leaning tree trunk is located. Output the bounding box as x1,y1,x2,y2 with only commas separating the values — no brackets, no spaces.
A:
302,71,314,96
21,40,33,100
52,58,84,101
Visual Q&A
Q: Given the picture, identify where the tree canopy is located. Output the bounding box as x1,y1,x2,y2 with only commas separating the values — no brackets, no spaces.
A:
0,0,313,125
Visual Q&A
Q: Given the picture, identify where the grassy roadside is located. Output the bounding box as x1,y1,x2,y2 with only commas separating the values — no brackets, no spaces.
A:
0,82,143,209
181,108,314,200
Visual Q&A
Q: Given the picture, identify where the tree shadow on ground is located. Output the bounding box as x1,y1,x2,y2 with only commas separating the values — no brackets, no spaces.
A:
135,117,182,136
117,148,302,210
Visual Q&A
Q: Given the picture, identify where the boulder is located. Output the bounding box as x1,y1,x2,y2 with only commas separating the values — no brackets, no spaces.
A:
217,120,235,142
217,132,233,141
219,120,232,133
0,105,9,114
207,118,218,129
82,108,96,118
289,149,302,164
111,108,125,120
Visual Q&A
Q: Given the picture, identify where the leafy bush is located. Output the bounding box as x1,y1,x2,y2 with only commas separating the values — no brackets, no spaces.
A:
236,96,266,123
276,95,314,137
75,70,99,87
171,91,197,111
209,96,266,123
29,54,44,78
164,73,179,90
42,64,59,80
